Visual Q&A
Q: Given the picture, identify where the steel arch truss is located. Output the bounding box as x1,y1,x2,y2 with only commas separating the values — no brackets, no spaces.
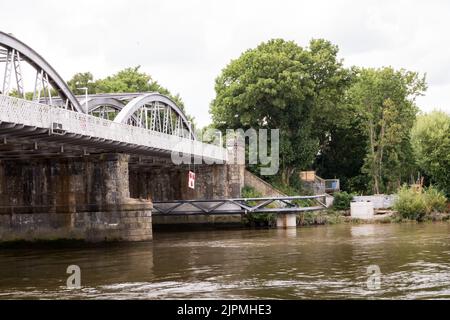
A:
0,32,196,141
114,93,196,140
85,97,125,120
0,31,82,112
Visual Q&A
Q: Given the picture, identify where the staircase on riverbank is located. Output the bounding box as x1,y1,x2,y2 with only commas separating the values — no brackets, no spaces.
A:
300,171,340,195
243,170,336,208
243,170,287,197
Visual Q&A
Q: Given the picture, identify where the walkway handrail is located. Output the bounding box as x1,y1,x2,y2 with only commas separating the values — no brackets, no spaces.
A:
153,195,329,215
153,195,327,203
231,194,327,202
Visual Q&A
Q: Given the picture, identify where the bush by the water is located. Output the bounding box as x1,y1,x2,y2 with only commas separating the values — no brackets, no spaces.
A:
241,186,276,227
241,186,262,202
394,185,447,220
243,212,276,227
423,187,448,213
332,192,354,210
297,211,346,226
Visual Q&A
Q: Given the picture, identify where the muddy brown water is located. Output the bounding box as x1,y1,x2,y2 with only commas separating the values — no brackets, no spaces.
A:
1,223,450,299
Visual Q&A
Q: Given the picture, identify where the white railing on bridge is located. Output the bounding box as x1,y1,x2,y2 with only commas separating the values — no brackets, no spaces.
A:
0,94,227,162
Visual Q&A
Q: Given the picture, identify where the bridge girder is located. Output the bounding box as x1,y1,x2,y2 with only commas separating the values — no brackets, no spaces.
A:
114,93,196,140
1,31,196,141
84,96,125,113
0,31,82,112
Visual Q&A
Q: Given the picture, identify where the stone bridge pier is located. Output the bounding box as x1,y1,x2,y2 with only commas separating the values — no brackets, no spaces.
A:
128,161,245,226
0,154,152,242
0,153,245,242
129,164,243,202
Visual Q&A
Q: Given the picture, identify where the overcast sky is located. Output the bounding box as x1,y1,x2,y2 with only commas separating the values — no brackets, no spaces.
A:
1,0,450,126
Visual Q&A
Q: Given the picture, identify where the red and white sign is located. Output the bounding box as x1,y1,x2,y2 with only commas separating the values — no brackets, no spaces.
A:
188,171,195,189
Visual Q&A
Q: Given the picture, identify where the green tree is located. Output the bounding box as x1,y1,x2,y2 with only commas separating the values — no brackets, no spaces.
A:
411,110,450,195
348,67,427,194
210,38,350,186
68,66,185,110
67,72,96,95
67,66,195,126
312,63,369,193
308,41,355,149
315,111,369,193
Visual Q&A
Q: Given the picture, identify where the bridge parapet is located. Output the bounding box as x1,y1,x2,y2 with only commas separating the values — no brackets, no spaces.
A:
0,94,226,162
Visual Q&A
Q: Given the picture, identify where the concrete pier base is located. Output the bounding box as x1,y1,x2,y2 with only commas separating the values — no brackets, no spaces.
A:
0,201,152,242
0,153,153,242
276,213,297,228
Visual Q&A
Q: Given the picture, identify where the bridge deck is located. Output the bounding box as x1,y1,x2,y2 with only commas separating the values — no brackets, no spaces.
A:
0,94,226,161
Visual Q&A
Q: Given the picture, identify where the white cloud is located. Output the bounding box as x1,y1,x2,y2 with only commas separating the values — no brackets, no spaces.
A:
1,0,449,126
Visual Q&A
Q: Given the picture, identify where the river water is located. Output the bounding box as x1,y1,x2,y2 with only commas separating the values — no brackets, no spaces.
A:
1,223,450,299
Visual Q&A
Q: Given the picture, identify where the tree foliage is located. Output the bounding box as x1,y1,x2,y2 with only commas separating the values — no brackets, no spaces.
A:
314,68,368,193
411,110,450,195
66,72,97,96
67,66,186,112
314,114,369,193
210,38,351,186
347,67,426,194
332,191,354,210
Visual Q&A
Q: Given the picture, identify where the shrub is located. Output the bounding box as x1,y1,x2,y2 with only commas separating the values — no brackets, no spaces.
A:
241,186,262,206
298,211,325,226
297,211,345,226
394,185,448,220
244,212,276,227
394,186,428,220
333,192,354,210
241,186,277,227
423,186,447,213
292,198,315,207
241,186,262,198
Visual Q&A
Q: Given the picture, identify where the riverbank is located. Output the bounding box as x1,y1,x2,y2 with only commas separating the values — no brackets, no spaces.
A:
297,210,450,226
243,209,450,228
2,209,449,246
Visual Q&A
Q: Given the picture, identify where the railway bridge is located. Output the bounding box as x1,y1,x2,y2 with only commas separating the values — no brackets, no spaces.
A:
0,31,326,242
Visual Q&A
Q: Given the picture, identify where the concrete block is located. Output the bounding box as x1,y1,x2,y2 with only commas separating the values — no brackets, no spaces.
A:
350,201,374,219
276,213,297,228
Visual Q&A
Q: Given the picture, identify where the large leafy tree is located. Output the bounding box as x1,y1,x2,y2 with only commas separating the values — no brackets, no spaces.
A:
210,38,351,186
308,42,355,149
67,66,186,111
411,110,450,195
67,72,97,96
348,67,427,194
314,111,369,193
